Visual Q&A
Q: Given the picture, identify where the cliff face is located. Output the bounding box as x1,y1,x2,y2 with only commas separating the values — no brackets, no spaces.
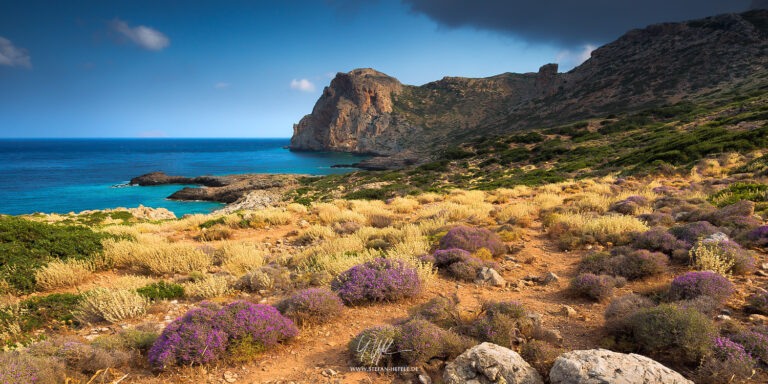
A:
290,10,768,159
290,68,417,155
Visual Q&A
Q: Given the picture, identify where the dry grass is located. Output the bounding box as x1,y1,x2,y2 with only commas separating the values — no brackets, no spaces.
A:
494,202,538,224
103,235,212,275
74,288,149,324
245,208,293,225
389,197,419,213
415,192,441,204
571,193,611,214
109,275,155,290
447,190,487,205
34,259,92,290
316,203,367,225
217,242,266,275
296,225,337,244
183,275,232,299
533,192,565,211
548,212,648,241
286,203,308,214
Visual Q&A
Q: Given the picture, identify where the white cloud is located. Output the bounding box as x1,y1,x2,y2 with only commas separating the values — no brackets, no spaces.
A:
555,44,596,69
0,37,31,69
111,19,170,51
290,78,316,92
214,82,231,89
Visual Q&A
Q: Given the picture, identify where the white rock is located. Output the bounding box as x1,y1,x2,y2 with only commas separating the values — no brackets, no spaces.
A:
444,342,543,384
549,349,692,384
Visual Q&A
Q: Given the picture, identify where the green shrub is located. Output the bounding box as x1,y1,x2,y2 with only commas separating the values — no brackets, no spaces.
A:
628,304,716,364
136,281,185,301
0,216,116,293
708,183,768,208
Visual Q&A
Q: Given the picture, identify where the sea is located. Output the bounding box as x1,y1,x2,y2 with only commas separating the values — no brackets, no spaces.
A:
0,139,369,216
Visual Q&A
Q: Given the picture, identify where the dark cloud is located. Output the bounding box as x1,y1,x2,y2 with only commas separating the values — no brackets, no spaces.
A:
402,0,754,46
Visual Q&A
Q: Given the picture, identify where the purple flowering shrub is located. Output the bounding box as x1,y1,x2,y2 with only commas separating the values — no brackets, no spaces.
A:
633,227,689,258
609,196,647,215
520,340,563,377
570,274,615,301
396,318,446,364
669,271,735,304
331,258,421,305
432,248,472,267
276,287,344,325
0,353,39,384
744,225,768,248
148,304,228,368
438,226,505,255
580,248,668,280
628,304,716,364
432,248,499,282
712,337,757,369
669,221,719,245
149,301,297,369
746,291,768,315
730,331,768,363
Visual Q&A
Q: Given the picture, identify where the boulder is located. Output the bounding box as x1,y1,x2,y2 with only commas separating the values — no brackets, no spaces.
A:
475,267,506,287
443,342,543,384
549,349,692,384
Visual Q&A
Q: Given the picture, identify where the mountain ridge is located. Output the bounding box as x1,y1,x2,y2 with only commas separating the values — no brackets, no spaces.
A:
290,10,768,167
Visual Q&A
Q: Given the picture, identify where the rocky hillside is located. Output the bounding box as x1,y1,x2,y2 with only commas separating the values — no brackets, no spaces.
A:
290,10,768,163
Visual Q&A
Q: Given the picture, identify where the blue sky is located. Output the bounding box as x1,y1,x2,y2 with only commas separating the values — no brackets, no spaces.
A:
0,0,756,138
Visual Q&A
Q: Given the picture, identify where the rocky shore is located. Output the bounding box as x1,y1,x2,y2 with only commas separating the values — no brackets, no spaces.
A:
130,171,303,207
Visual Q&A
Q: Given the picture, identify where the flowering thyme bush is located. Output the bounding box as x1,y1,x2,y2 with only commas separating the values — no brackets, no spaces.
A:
149,304,228,368
712,337,757,368
149,301,297,369
637,212,675,227
569,273,615,301
276,287,344,325
730,331,768,363
0,353,39,384
432,248,472,267
669,271,735,304
633,228,688,256
609,196,647,215
331,258,421,305
396,318,446,364
669,221,719,246
745,225,768,248
628,304,716,364
349,325,400,367
438,226,505,255
747,291,768,314
213,301,297,347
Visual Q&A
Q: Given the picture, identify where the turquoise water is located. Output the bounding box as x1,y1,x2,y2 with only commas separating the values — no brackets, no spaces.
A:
0,139,368,216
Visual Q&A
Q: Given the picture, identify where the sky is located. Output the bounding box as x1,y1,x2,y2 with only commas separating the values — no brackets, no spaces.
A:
0,0,761,138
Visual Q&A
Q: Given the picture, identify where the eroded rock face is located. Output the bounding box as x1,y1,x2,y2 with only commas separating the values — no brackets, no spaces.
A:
443,342,543,384
549,349,692,384
290,68,417,156
290,11,768,159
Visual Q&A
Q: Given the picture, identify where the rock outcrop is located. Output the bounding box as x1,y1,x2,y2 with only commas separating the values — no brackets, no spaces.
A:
443,342,543,384
131,172,302,204
549,349,692,384
290,68,415,156
290,10,768,161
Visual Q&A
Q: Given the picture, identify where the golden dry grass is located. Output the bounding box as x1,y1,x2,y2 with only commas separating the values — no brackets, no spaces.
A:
494,202,538,224
34,259,92,290
217,242,266,275
103,235,212,275
74,288,149,324
183,275,232,299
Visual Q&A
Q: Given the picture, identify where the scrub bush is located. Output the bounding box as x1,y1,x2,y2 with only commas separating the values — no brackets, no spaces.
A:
438,226,505,255
570,274,615,301
668,271,734,304
628,304,716,364
276,287,344,325
331,258,421,305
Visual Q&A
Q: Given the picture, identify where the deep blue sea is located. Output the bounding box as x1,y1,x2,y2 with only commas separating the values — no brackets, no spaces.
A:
0,139,368,216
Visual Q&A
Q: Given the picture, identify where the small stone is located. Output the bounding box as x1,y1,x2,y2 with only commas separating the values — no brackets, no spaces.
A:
761,263,768,271
418,374,432,384
715,315,731,321
542,272,559,285
223,371,238,383
559,306,577,318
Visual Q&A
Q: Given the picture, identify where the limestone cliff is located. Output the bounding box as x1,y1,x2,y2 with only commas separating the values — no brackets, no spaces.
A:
290,10,768,162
